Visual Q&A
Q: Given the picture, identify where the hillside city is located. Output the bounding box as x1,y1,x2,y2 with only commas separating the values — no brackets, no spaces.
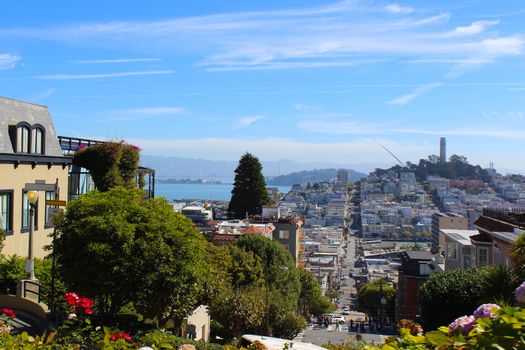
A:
2,1,525,349
1,98,525,349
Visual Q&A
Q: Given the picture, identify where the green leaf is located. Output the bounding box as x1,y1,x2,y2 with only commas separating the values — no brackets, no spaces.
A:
425,331,451,346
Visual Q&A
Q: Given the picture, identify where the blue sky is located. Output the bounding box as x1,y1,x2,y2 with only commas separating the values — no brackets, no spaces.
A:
2,0,525,173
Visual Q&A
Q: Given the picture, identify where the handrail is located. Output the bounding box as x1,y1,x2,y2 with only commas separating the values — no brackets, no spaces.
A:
22,280,69,324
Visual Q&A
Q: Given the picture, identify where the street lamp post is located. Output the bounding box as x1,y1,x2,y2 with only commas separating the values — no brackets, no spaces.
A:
26,190,38,280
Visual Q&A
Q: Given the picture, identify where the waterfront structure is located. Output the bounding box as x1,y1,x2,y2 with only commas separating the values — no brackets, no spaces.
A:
0,96,70,257
440,137,446,163
431,212,468,254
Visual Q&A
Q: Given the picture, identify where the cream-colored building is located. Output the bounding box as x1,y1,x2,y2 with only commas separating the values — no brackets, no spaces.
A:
0,96,70,258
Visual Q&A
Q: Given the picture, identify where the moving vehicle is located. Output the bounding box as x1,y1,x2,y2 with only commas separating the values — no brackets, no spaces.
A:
240,335,326,350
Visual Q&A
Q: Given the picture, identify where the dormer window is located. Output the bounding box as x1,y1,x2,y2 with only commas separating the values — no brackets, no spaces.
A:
16,123,30,153
13,122,45,155
31,125,45,154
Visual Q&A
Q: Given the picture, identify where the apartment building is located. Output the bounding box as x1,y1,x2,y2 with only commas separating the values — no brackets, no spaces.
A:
0,96,71,257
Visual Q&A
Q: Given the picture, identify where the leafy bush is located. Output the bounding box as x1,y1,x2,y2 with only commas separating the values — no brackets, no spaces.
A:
73,141,140,192
419,268,484,329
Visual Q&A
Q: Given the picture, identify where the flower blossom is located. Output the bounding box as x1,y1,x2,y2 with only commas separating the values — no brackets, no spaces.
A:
473,303,500,319
1,308,16,319
448,315,476,335
515,281,525,303
110,332,132,342
63,292,79,306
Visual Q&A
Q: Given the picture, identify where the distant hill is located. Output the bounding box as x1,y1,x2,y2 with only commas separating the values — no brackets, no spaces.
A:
374,154,491,182
140,154,385,179
266,168,366,186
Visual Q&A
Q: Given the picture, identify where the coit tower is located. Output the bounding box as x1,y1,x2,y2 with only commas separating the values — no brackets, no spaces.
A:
440,137,446,163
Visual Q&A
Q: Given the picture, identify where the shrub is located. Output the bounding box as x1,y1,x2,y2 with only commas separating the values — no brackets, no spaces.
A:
73,141,140,192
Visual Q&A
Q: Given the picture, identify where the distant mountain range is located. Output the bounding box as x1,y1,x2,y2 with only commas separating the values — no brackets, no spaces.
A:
266,168,366,186
140,155,382,180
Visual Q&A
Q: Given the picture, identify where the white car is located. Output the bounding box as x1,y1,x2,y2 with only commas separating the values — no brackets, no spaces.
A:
331,315,345,324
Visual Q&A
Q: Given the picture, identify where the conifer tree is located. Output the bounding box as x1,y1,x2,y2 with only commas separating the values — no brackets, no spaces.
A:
228,153,270,218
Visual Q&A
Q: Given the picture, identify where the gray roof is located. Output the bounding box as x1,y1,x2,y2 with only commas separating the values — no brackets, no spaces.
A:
405,250,433,261
0,96,63,157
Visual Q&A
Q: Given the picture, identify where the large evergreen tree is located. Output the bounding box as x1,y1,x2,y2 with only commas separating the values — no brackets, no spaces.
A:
228,152,270,218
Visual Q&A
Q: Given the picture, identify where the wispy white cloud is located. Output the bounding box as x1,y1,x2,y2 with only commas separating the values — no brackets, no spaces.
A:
383,4,415,14
1,1,521,75
452,20,500,36
101,106,185,122
30,88,56,102
387,82,442,105
36,70,174,80
0,53,21,70
72,58,161,64
233,115,264,129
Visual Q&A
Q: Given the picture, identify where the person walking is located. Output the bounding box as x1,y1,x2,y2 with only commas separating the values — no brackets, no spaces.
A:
335,321,340,331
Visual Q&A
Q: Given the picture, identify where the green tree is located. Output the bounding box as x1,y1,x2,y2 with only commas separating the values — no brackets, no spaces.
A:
53,187,207,325
228,153,270,218
420,268,484,329
356,279,395,318
235,234,301,338
0,228,4,253
299,268,333,317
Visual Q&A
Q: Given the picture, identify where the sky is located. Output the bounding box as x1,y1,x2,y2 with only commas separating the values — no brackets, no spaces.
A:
1,0,525,173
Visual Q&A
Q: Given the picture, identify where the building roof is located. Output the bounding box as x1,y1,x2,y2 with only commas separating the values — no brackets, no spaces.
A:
441,229,479,246
0,96,63,157
404,250,433,261
475,215,518,232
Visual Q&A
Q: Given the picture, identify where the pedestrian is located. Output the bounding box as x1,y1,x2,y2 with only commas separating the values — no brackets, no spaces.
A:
335,322,340,331
350,319,354,329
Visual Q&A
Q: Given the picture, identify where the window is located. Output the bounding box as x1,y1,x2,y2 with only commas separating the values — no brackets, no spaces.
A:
45,191,57,227
16,125,30,153
279,230,289,239
31,126,44,154
446,242,458,260
419,263,430,276
478,247,488,267
0,191,13,234
21,191,38,231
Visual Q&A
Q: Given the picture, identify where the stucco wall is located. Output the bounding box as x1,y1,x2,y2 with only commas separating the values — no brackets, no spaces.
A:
0,162,69,258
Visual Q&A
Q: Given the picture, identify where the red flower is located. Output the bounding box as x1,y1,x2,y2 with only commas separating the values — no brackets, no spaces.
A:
84,308,93,315
110,332,132,342
63,292,79,306
1,308,16,319
76,297,93,309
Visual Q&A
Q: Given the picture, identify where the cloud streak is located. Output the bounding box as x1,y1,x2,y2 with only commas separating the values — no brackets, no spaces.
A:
72,58,161,64
1,1,522,74
36,70,174,80
233,115,264,129
387,82,442,105
0,53,21,70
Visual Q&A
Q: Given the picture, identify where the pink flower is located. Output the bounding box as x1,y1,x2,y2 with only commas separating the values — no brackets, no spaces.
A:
473,304,500,319
515,281,525,303
448,315,476,335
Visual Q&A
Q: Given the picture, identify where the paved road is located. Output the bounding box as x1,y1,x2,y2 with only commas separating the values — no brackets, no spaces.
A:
297,323,388,346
